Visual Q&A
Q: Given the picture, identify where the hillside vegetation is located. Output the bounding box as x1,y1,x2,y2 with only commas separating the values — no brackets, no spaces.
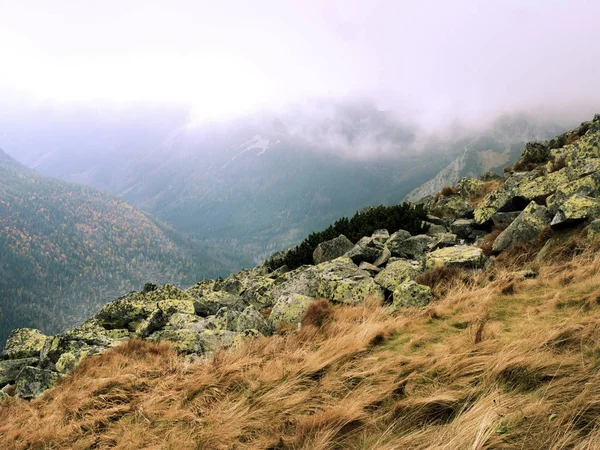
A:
0,150,209,344
2,233,600,449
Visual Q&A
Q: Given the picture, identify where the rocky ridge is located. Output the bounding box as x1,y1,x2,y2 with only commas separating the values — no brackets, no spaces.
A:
2,114,600,400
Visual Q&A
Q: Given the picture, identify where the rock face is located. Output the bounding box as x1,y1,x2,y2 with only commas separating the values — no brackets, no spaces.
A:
312,235,355,264
492,202,552,253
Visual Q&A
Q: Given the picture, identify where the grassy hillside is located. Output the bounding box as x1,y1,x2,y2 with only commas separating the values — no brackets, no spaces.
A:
2,232,600,449
0,149,229,344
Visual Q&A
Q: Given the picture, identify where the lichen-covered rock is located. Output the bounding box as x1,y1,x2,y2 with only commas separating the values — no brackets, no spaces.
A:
426,245,486,269
63,319,130,347
344,237,381,264
359,261,382,274
551,194,600,228
474,171,541,224
312,234,355,265
385,230,412,255
1,328,47,359
41,336,107,373
516,141,551,167
374,260,420,291
390,235,434,259
587,219,600,238
0,358,38,386
15,367,59,399
491,211,521,230
192,291,245,316
372,247,391,267
425,223,448,236
241,276,277,309
198,330,245,355
392,281,432,309
371,229,390,244
269,294,315,329
493,202,552,253
430,233,458,250
148,329,204,354
547,172,600,213
457,177,485,200
314,257,384,305
96,284,193,331
430,195,474,222
236,306,271,335
450,219,476,239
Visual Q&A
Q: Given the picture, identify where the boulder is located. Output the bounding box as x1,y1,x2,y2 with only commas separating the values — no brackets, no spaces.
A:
63,319,130,347
345,237,381,264
312,234,355,265
374,260,420,292
450,219,476,239
148,329,205,354
391,235,434,259
270,294,315,329
315,258,384,305
430,195,474,222
425,223,448,236
430,233,458,250
15,367,59,399
372,247,391,267
492,202,552,253
236,306,271,335
198,330,245,355
1,328,47,359
547,172,600,213
457,177,485,200
359,262,383,274
392,281,433,309
426,245,486,269
587,219,600,239
551,194,600,228
385,230,412,255
96,284,193,331
491,211,521,230
0,358,38,386
192,291,245,316
515,141,551,167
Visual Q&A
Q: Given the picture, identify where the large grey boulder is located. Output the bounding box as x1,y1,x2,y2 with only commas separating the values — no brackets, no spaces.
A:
450,219,476,240
551,194,600,228
312,234,355,265
493,202,552,253
391,235,434,259
0,358,38,386
270,294,315,329
426,245,486,269
2,328,47,359
374,260,420,292
236,305,271,335
15,367,59,399
345,237,381,264
392,281,433,309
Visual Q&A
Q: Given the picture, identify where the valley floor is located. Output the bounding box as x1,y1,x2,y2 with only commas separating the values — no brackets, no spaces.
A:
2,234,600,449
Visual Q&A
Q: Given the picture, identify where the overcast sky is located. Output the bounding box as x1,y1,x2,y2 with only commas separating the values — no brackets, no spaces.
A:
1,0,599,124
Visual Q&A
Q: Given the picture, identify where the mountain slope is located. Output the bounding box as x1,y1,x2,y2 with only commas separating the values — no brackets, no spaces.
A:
0,149,214,344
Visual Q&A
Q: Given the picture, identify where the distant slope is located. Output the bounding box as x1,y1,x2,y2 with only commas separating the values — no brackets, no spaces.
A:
405,115,565,201
0,149,230,344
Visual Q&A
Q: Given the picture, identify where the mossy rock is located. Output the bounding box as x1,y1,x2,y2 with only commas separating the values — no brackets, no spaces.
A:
236,306,271,335
0,358,39,386
430,195,474,222
1,328,47,359
270,294,315,329
15,367,59,399
374,260,420,291
64,319,130,346
493,202,552,253
551,194,600,228
192,291,246,316
392,281,433,309
313,234,355,264
426,245,486,269
457,177,485,200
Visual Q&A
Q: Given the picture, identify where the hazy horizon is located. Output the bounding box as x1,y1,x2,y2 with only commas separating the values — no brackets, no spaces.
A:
1,0,599,128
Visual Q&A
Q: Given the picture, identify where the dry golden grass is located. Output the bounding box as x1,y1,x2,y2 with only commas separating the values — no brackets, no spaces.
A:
4,237,600,449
